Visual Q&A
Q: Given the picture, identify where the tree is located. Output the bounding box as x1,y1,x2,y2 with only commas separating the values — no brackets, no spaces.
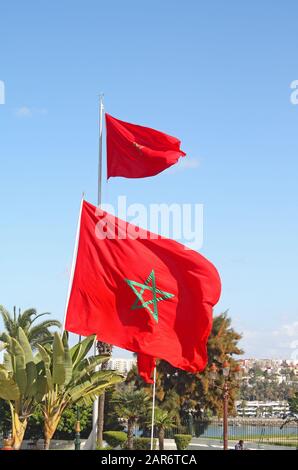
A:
103,387,125,432
240,368,297,402
24,404,93,440
0,327,47,449
152,407,176,450
0,328,123,450
288,392,298,414
128,312,243,420
0,399,11,434
37,333,123,449
113,386,150,450
0,305,61,348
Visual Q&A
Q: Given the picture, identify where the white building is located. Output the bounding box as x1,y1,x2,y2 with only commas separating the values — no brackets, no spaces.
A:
236,400,290,418
106,357,136,375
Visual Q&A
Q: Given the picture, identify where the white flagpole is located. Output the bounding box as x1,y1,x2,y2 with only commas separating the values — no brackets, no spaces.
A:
98,94,104,206
150,367,157,450
61,193,84,333
91,94,105,450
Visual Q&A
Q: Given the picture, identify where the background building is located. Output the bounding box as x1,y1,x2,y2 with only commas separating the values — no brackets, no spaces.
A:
106,357,136,375
236,400,290,418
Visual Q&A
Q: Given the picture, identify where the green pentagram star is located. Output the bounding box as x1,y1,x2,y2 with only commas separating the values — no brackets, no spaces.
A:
125,269,174,323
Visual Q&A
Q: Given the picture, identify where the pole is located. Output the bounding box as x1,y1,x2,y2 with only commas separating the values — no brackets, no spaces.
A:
223,382,228,450
94,94,107,449
74,336,82,450
91,396,99,449
74,405,81,450
98,94,104,206
150,367,157,450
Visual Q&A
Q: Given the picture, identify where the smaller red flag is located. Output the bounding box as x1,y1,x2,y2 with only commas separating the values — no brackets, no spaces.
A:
106,113,186,179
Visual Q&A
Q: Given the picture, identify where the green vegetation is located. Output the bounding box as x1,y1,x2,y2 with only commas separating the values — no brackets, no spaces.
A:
126,312,243,420
174,434,192,450
151,407,177,450
113,386,150,450
0,327,46,449
103,431,127,448
0,306,61,348
240,364,298,403
38,332,123,449
130,437,157,450
0,326,123,450
0,400,93,440
27,404,93,440
289,392,298,413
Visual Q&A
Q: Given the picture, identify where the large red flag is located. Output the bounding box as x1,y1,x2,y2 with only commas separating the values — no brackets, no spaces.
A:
65,201,221,382
106,113,186,179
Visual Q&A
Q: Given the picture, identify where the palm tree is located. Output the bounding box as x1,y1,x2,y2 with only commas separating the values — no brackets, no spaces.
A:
0,305,61,348
152,407,176,450
0,328,123,450
37,333,123,450
113,387,150,450
0,327,46,449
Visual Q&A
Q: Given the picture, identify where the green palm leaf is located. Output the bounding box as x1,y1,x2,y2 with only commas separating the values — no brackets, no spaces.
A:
0,305,14,336
35,360,48,400
0,366,20,401
62,331,72,385
70,335,96,368
8,337,27,395
70,374,123,404
17,308,37,329
3,352,13,373
52,332,66,385
37,344,53,390
17,327,37,397
73,354,110,380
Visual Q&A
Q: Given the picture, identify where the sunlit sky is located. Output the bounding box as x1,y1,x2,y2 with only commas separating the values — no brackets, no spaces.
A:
1,1,298,360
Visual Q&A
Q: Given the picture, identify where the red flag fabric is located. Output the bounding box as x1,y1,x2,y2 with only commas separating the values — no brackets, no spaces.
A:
137,353,156,384
106,113,186,179
65,200,221,382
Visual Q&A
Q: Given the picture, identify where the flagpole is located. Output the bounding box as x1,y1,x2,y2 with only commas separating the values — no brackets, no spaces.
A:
150,367,157,450
61,193,84,332
98,94,104,206
92,94,105,449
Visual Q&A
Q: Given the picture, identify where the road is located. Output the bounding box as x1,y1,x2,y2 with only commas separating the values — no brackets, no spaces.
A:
188,437,296,451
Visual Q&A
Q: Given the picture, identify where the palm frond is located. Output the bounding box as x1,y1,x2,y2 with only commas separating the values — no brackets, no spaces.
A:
0,305,14,334
30,312,52,326
18,308,37,327
27,320,61,341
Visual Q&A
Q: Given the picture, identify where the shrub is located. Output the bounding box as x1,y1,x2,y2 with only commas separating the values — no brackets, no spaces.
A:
103,431,127,448
132,437,157,450
174,434,192,450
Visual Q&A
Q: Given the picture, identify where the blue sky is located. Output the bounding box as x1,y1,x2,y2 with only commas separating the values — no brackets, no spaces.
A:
0,0,298,359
